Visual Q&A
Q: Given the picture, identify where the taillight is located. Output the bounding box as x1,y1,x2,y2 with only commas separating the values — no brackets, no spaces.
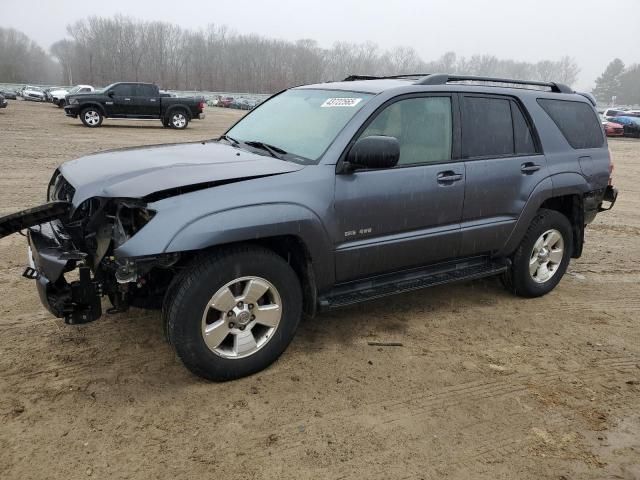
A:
198,101,205,111
608,148,614,185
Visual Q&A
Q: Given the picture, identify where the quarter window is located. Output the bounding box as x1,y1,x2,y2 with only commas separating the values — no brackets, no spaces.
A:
359,97,453,165
537,98,604,149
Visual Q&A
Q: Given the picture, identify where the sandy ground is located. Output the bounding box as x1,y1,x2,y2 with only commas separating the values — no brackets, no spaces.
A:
0,100,639,480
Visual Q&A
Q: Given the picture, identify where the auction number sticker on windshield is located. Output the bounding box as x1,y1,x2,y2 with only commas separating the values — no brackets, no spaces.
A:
321,97,363,108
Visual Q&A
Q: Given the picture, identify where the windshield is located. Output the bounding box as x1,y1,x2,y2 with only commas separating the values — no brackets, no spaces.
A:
226,89,373,163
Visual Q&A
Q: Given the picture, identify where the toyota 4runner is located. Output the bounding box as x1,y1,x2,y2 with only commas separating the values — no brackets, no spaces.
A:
0,73,618,381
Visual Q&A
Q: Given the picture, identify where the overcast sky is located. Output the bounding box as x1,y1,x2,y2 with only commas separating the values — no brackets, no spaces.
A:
4,0,638,90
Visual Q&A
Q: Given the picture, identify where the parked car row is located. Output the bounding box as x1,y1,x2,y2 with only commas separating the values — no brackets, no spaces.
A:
601,108,640,138
47,85,95,107
209,95,261,110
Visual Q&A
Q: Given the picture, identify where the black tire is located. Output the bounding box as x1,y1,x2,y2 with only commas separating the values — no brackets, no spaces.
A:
502,208,573,298
80,107,103,128
167,109,189,129
167,246,302,381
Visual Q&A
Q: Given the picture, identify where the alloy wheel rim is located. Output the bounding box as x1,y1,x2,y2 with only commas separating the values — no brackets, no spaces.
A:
85,111,99,125
201,276,282,359
529,229,564,283
172,113,186,128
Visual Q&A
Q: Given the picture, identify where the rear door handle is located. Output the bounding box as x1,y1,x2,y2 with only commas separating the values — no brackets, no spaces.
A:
521,162,541,174
437,171,463,184
124,98,131,101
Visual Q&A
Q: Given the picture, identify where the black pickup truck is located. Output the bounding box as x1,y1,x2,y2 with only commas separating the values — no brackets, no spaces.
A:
64,82,206,129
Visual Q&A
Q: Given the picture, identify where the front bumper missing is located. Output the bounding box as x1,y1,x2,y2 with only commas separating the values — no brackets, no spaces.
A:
26,223,102,325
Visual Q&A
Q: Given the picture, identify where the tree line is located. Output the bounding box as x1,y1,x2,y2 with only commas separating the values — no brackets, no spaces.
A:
0,16,606,97
0,28,59,84
593,59,640,106
49,16,583,92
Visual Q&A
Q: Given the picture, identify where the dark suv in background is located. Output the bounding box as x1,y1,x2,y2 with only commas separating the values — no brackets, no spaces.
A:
0,73,617,381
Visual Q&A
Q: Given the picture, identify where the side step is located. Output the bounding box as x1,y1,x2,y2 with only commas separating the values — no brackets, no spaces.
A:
319,258,508,310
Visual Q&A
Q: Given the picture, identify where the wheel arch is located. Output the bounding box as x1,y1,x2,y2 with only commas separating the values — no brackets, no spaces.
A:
79,102,107,116
165,104,192,120
499,174,588,258
116,203,334,309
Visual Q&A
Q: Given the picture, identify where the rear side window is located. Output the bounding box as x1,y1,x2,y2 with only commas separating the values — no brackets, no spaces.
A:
461,96,538,158
136,85,157,97
537,99,604,149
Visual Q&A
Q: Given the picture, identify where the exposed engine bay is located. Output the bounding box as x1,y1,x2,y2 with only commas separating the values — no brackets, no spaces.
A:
18,171,182,325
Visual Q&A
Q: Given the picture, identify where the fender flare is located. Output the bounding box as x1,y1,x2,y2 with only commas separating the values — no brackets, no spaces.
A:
498,173,589,257
164,104,192,120
77,102,107,116
118,203,335,290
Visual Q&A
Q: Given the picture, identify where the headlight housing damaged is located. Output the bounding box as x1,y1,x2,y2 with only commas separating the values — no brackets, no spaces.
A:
113,201,156,246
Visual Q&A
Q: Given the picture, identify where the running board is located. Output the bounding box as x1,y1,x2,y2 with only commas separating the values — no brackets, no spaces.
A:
319,258,508,310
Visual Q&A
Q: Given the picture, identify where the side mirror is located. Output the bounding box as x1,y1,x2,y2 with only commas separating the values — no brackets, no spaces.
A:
344,136,400,171
107,91,115,98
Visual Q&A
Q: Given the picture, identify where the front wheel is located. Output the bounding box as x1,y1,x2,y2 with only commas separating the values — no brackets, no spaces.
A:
80,107,103,128
168,110,189,129
166,246,303,381
502,209,573,298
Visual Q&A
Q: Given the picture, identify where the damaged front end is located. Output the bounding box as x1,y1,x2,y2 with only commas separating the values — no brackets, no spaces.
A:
2,171,179,325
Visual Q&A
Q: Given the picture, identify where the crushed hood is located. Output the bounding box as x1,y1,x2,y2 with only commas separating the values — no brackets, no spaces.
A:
60,141,305,205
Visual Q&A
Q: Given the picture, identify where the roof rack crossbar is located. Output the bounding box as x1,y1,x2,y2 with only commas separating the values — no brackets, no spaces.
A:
414,73,573,93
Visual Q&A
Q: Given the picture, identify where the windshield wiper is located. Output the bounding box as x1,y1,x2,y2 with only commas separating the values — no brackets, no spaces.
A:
243,141,287,159
219,134,239,146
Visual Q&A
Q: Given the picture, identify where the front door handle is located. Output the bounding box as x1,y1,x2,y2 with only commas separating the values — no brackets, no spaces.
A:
521,162,541,174
124,98,131,101
437,171,463,184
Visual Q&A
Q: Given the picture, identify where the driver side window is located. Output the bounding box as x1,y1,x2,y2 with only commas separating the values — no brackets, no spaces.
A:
360,96,453,165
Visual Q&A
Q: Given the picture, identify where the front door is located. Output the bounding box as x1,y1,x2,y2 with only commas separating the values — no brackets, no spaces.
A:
109,83,136,117
334,94,465,283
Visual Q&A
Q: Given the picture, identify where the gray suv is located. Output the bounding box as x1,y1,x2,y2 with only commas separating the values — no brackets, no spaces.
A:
0,74,618,381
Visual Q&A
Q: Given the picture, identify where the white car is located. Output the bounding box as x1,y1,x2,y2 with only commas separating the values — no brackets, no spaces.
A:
51,85,94,107
21,86,45,102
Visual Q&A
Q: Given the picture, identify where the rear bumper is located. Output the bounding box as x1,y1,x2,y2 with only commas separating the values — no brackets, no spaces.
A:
198,112,206,120
584,185,617,223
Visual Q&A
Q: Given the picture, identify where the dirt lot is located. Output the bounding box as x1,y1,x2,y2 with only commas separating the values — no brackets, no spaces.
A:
0,100,639,480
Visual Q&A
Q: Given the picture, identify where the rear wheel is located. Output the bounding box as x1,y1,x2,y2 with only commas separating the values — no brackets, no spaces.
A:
502,209,573,298
168,110,189,129
167,246,302,381
80,107,103,128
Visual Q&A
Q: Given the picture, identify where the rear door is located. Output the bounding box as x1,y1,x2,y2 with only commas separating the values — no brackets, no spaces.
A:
135,84,161,118
334,94,465,282
459,94,547,255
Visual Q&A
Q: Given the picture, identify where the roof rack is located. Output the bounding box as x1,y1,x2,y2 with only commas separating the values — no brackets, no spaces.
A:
343,73,574,94
414,73,574,93
342,74,432,82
